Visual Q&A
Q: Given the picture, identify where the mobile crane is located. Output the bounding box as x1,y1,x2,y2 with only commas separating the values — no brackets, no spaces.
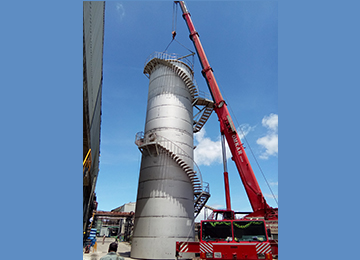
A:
173,1,278,259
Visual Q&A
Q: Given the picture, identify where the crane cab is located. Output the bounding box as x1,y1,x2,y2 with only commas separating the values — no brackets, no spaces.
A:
199,216,273,260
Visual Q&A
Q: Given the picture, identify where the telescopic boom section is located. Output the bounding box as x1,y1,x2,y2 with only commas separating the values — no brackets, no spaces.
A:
175,1,272,214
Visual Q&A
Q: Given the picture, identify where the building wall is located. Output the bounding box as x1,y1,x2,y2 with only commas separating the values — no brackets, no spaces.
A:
112,202,136,213
123,202,136,212
83,1,105,237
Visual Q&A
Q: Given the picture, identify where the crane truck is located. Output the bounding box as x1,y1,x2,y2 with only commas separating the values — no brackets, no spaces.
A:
173,1,278,259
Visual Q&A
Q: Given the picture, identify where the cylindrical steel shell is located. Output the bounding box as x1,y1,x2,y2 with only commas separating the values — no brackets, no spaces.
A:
131,58,195,260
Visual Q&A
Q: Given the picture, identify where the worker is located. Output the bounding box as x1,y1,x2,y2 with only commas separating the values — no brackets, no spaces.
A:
100,242,124,260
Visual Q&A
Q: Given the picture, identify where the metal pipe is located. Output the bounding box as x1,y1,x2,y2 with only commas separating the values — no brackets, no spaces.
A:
221,134,231,211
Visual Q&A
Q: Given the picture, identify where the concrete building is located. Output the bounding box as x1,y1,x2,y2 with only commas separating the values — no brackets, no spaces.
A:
112,202,136,213
83,1,105,242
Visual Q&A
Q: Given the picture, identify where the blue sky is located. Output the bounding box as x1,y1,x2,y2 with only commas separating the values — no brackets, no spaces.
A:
95,1,278,218
2,1,360,259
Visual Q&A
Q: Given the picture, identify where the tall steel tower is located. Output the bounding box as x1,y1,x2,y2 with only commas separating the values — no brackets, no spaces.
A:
132,52,212,259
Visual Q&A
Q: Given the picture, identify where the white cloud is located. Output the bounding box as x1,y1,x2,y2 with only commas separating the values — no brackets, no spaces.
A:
257,134,278,158
237,123,255,139
194,125,254,166
194,128,222,166
256,113,278,159
115,3,125,20
264,193,278,199
262,113,278,131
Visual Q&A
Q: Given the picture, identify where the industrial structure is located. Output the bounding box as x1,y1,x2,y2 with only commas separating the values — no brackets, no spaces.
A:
83,1,105,243
92,202,136,241
94,210,134,240
83,2,277,259
131,52,213,259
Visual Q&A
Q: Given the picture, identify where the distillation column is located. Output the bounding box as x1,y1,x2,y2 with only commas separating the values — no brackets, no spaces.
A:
131,53,196,259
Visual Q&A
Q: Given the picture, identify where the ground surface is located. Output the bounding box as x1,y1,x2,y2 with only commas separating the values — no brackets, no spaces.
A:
83,238,132,260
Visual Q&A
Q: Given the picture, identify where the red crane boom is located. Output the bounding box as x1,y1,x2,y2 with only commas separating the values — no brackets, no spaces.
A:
174,2,278,258
176,1,277,219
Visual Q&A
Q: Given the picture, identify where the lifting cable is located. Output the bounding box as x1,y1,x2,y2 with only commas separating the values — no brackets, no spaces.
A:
174,38,195,56
229,103,278,207
172,1,177,38
163,1,195,62
163,2,178,52
163,38,174,53
163,38,195,58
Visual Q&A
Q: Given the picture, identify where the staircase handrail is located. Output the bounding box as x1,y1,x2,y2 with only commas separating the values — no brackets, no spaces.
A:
135,131,204,190
192,79,212,101
144,51,194,71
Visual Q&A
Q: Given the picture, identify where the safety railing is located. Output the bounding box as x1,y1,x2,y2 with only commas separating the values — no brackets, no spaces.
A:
203,182,210,194
193,79,212,101
144,51,194,71
135,131,204,191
